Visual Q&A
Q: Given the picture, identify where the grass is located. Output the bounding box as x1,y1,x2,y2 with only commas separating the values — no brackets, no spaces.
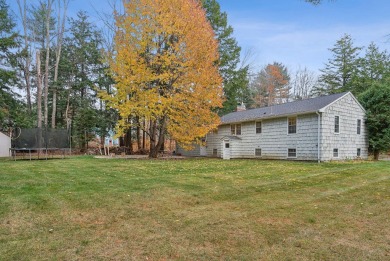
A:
0,157,389,260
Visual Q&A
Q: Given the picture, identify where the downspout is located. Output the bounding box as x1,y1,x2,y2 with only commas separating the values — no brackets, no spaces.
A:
316,111,321,163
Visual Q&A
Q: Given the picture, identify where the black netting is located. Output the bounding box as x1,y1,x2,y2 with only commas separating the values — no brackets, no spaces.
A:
12,128,70,149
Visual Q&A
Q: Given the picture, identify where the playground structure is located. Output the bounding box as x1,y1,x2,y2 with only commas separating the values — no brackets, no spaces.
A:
10,128,71,160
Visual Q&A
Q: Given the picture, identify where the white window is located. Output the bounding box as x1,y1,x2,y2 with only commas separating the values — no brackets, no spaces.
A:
256,121,262,134
231,125,235,135
231,124,241,135
236,124,241,135
334,116,340,133
333,148,339,158
357,119,361,135
288,148,297,158
255,148,262,156
357,148,361,157
288,117,297,134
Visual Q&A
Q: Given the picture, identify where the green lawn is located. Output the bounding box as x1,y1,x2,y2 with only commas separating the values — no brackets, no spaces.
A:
0,157,389,260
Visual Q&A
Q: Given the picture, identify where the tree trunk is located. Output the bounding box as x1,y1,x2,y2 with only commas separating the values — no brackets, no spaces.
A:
136,116,141,151
44,0,52,128
51,90,57,127
17,0,32,113
51,0,68,128
124,127,133,154
374,150,380,161
149,120,157,158
36,50,43,128
25,72,32,113
142,121,145,150
65,89,71,129
148,117,166,158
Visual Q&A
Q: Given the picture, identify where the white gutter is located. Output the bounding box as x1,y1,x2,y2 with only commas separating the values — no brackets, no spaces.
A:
316,111,321,163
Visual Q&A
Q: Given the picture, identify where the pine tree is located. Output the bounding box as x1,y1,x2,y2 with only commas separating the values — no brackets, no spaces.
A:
0,0,26,129
314,34,361,95
201,0,250,114
63,11,107,150
0,0,18,87
352,43,390,95
359,82,390,160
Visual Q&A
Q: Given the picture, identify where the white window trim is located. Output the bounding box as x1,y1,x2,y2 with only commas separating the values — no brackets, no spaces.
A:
287,148,297,158
255,121,262,134
230,124,236,135
287,116,298,135
334,115,340,134
236,124,242,136
231,124,242,136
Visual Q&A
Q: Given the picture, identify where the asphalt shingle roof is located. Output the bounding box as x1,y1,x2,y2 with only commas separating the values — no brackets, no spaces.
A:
221,92,348,124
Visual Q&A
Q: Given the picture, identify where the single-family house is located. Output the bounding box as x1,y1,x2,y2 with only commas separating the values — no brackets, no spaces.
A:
0,131,11,157
177,92,368,161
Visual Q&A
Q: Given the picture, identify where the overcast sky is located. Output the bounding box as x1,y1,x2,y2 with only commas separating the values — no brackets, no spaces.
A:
9,0,390,75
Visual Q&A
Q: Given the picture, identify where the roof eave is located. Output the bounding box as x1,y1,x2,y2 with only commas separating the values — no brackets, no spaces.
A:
220,110,319,125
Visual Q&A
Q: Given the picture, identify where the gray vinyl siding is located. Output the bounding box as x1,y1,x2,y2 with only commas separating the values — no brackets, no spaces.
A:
206,114,319,160
320,93,368,160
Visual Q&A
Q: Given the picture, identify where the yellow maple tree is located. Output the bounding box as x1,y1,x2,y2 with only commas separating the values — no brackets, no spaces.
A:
101,0,223,157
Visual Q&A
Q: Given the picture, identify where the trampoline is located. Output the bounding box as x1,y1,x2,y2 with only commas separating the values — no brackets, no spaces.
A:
10,128,71,160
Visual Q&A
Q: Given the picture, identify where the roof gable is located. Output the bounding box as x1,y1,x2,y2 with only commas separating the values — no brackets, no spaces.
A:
319,92,366,113
221,92,350,124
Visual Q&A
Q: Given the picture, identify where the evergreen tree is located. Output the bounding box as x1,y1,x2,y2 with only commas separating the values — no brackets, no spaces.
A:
313,34,361,95
27,1,56,50
201,0,250,114
0,0,31,129
352,43,390,95
0,0,18,88
61,11,115,150
359,81,390,160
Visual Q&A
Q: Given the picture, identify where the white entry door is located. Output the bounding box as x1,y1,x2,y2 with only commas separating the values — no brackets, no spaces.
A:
223,141,231,160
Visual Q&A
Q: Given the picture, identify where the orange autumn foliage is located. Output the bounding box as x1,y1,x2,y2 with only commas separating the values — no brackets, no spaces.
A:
101,0,223,156
253,63,290,107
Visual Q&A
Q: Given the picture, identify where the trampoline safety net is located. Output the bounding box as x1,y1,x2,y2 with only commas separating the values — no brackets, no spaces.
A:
12,128,70,149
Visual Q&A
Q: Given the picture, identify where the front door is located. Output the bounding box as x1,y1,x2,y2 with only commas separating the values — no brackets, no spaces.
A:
223,141,231,160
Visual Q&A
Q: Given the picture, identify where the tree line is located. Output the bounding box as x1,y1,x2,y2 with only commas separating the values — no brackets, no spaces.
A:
1,0,389,157
0,0,250,156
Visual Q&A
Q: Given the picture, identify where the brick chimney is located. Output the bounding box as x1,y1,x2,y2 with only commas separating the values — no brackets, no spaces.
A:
236,102,246,112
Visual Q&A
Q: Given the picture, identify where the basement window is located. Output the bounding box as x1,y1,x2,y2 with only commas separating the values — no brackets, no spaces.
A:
213,149,217,156
357,148,361,157
255,148,262,157
333,148,339,158
288,148,297,158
